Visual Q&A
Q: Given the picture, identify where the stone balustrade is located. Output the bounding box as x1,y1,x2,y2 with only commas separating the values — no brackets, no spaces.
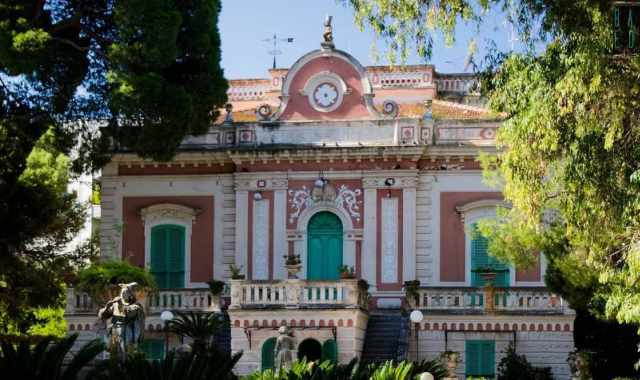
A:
229,279,367,310
65,288,221,315
413,287,570,314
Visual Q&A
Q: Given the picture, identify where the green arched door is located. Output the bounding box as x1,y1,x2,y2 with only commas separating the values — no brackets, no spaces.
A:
307,212,343,280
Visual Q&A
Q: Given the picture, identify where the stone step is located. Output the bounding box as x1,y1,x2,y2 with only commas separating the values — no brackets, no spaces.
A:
361,313,410,364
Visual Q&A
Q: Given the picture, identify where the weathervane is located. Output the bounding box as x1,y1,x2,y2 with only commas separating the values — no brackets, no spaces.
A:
263,34,294,69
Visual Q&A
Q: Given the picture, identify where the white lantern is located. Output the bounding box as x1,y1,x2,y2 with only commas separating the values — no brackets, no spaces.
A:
409,310,424,324
160,310,174,322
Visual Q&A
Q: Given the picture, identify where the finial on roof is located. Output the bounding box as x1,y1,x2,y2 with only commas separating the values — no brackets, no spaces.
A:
321,15,334,50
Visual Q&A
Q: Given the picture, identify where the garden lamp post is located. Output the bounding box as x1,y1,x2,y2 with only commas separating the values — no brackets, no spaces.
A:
410,309,424,361
160,310,174,358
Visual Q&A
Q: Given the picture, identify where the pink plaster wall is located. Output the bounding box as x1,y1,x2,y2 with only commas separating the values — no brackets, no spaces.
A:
279,56,373,120
122,196,214,283
439,192,503,282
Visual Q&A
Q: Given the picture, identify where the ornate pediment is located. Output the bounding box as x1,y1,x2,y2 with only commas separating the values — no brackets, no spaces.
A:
139,203,201,224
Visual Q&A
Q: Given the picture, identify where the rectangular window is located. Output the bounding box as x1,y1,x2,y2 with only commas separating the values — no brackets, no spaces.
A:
465,340,495,378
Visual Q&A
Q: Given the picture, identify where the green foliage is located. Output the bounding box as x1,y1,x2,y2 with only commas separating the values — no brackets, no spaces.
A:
88,347,242,380
26,307,67,338
167,311,227,353
76,260,156,303
244,359,447,380
207,279,226,295
497,344,554,380
345,0,640,333
0,126,90,334
0,1,226,333
0,334,104,380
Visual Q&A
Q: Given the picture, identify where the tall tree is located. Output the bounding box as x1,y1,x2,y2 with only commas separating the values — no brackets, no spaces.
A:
343,0,640,355
0,0,227,332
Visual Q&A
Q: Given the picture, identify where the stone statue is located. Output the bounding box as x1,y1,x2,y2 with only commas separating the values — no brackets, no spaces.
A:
98,282,145,359
274,326,296,370
224,103,233,123
321,15,334,49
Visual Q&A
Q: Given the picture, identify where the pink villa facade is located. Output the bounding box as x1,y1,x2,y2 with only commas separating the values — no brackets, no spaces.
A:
65,34,575,378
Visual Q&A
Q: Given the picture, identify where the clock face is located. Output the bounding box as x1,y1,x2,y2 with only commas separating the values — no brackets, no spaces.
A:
313,83,339,108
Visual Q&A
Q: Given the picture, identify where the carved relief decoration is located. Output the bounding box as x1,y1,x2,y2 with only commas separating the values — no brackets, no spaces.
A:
288,183,363,225
139,203,200,224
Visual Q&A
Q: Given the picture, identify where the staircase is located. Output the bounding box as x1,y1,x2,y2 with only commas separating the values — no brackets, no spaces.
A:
361,312,410,363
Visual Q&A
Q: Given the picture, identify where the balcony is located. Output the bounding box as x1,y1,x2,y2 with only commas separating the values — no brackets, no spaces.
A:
413,287,571,315
65,288,221,316
228,279,368,310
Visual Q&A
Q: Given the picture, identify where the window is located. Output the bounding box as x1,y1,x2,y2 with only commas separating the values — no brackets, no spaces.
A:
470,223,510,288
150,224,186,289
141,338,165,360
466,340,495,378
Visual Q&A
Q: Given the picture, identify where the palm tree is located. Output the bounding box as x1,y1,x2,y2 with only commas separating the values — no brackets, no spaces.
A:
167,311,226,353
0,334,104,380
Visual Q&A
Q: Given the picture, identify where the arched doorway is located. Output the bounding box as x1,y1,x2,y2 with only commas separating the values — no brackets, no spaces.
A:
298,338,322,362
307,212,343,280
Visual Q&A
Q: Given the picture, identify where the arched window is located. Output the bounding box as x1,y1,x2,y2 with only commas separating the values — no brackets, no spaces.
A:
457,200,511,287
261,337,277,370
469,223,509,287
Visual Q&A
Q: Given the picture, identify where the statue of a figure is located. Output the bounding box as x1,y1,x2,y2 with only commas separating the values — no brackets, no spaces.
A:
321,15,334,49
274,326,296,370
224,103,233,123
98,282,145,359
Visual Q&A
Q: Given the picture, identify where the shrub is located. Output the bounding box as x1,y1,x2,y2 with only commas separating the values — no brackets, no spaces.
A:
207,279,225,296
497,344,554,380
89,346,242,380
0,334,104,380
76,260,156,304
244,359,447,380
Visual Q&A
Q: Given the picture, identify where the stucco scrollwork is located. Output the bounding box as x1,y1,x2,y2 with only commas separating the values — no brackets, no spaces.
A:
288,183,363,225
335,185,362,222
139,203,200,224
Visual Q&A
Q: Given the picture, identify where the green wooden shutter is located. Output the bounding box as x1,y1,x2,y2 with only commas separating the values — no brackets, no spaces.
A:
150,225,186,289
167,225,185,288
466,341,480,376
321,339,337,363
141,339,165,360
465,340,495,377
481,341,496,377
261,337,276,370
151,226,168,288
470,223,509,288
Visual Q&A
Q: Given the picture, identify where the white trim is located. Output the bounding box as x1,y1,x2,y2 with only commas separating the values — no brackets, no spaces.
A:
235,190,249,277
252,199,270,280
381,197,399,283
403,187,417,282
362,188,378,290
273,190,287,279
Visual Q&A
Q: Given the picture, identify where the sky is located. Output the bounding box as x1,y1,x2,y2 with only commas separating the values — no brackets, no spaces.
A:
219,1,524,79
